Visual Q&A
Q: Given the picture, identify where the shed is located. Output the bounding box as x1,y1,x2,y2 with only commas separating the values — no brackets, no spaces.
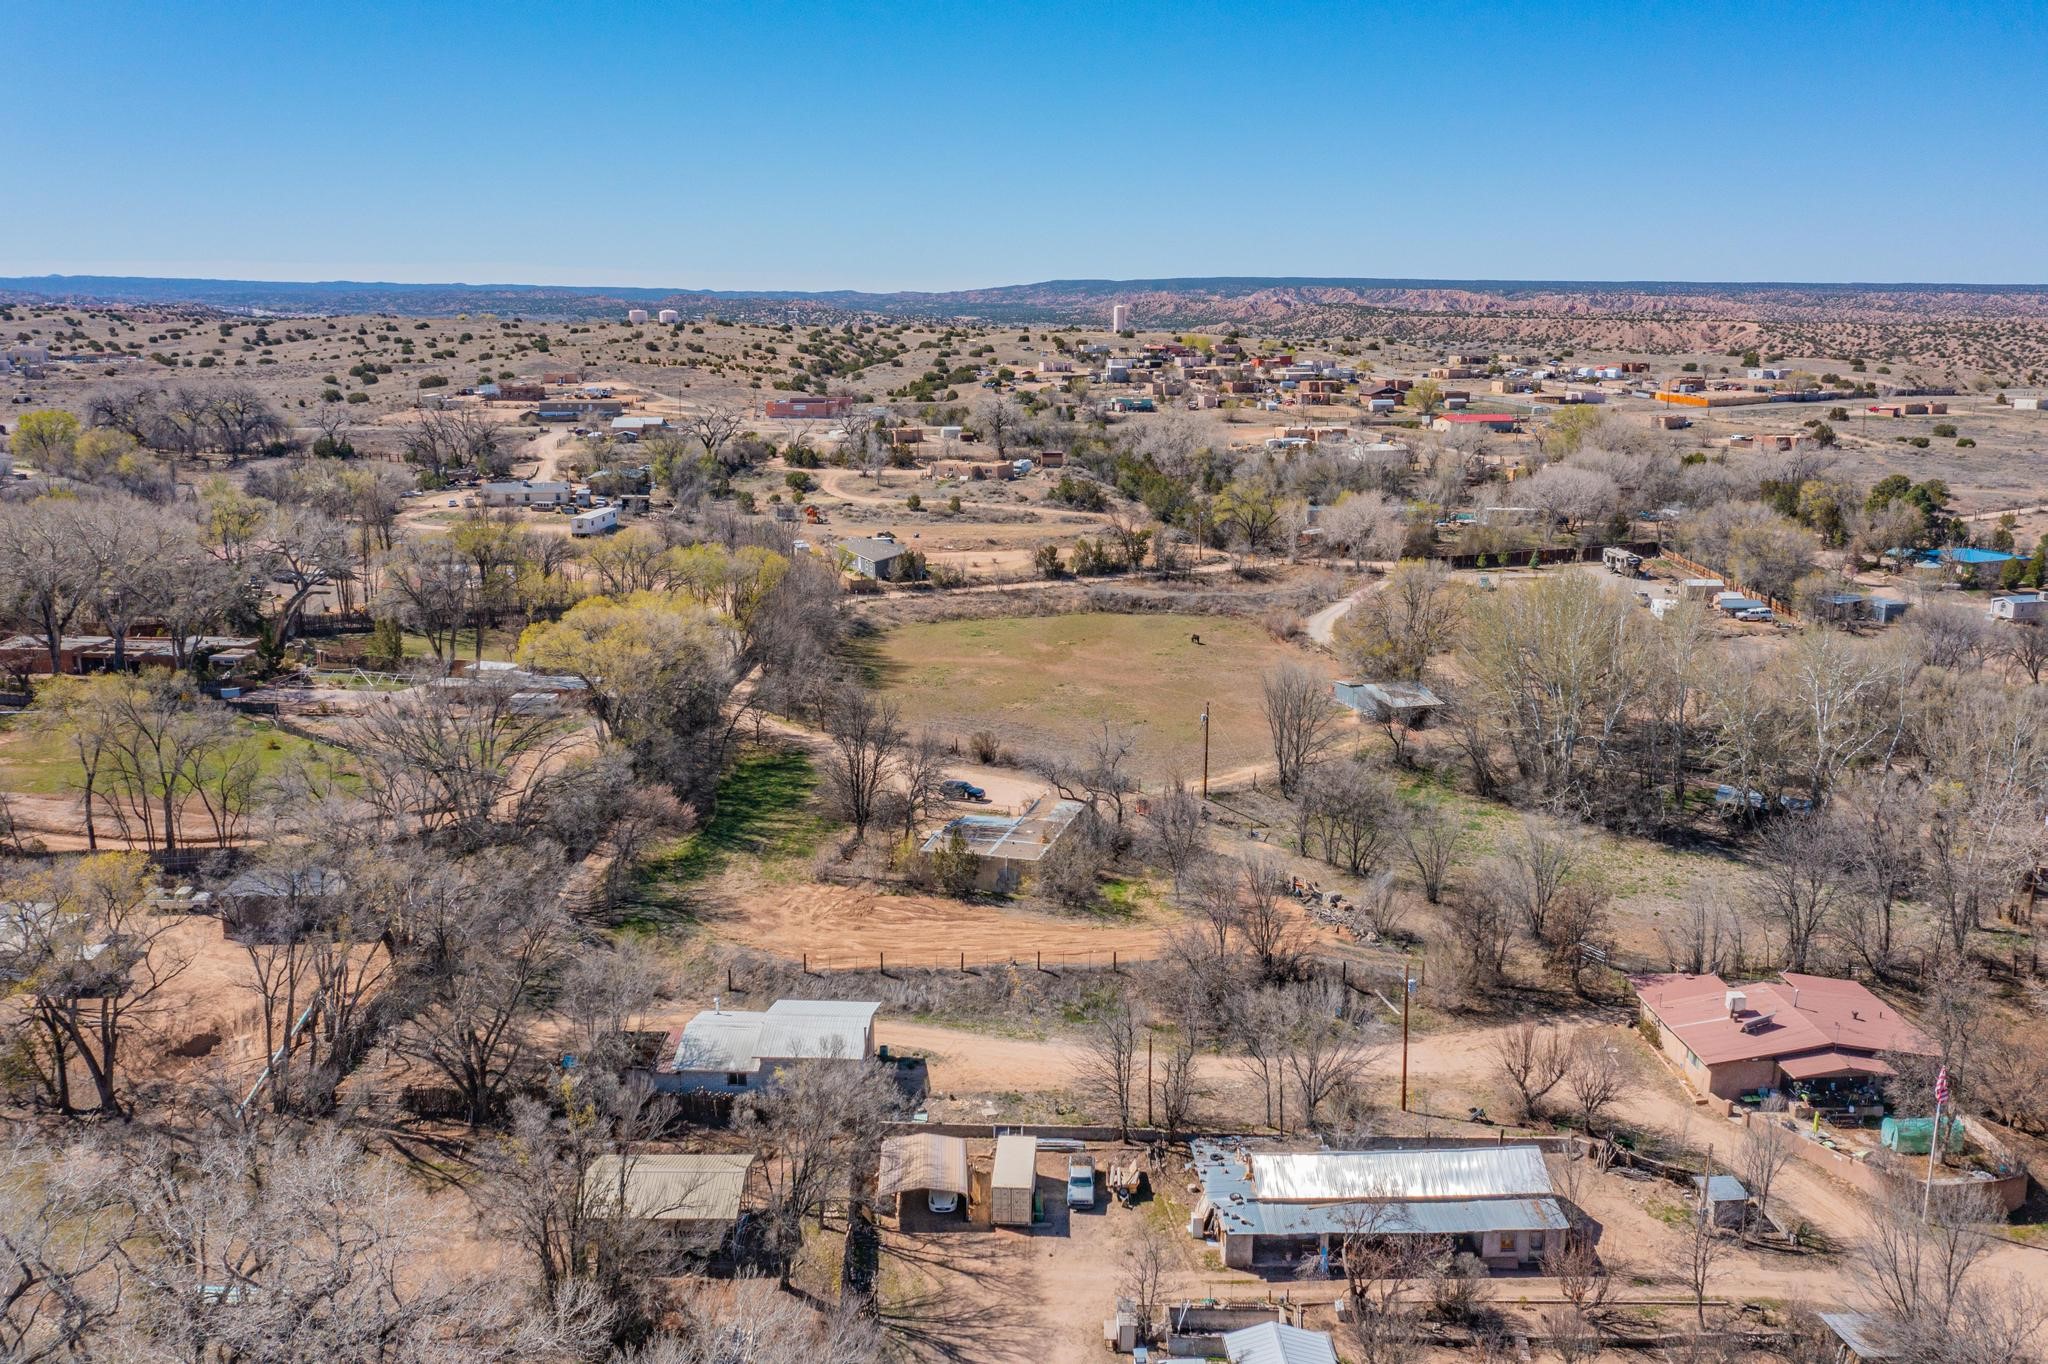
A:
1866,597,1909,624
582,1153,755,1230
1691,1173,1748,1228
878,1133,971,1218
1816,1311,1903,1361
1333,680,1442,724
991,1134,1038,1226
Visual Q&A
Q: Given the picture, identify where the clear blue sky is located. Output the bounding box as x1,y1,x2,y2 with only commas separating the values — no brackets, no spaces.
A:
6,1,2044,290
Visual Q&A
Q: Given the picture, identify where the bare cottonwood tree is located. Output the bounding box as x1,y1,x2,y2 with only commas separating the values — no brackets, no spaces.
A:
1747,814,1851,972
1670,1167,1728,1328
1278,980,1378,1130
1263,662,1339,797
1142,776,1207,894
1078,994,1142,1139
1564,1030,1627,1135
1494,1020,1571,1122
739,1058,897,1289
1401,800,1463,905
820,686,902,843
1737,1113,1796,1239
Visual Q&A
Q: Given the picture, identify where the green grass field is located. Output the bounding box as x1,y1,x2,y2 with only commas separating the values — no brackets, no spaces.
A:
873,612,1325,780
624,745,833,930
0,716,351,797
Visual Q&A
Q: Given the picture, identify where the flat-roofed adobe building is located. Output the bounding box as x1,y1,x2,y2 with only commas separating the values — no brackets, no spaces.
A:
1632,971,1934,1103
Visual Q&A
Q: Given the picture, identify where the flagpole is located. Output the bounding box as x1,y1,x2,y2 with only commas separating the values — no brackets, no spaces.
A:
1923,1064,1948,1220
1923,1093,1940,1219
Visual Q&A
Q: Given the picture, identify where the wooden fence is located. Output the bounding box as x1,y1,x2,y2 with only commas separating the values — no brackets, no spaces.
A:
1655,548,1800,622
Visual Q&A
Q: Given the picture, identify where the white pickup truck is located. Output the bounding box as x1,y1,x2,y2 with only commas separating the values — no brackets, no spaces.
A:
1067,1155,1096,1209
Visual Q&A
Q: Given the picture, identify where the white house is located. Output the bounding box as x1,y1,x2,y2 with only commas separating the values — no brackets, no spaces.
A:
1988,593,2048,623
652,999,880,1093
570,506,618,536
482,479,571,507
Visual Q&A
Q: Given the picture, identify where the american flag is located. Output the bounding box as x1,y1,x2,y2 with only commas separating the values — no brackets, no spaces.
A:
1935,1066,1950,1107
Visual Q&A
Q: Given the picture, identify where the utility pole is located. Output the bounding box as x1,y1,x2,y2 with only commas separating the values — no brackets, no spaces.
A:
1400,965,1413,1113
1200,701,1211,799
1146,1033,1155,1128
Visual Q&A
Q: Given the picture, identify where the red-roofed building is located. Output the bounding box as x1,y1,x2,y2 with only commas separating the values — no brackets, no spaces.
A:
1431,412,1521,432
1632,971,1934,1103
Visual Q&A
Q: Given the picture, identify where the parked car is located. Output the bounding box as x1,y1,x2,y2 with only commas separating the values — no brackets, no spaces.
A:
927,1189,959,1215
1736,607,1775,623
1067,1156,1095,1209
938,780,987,802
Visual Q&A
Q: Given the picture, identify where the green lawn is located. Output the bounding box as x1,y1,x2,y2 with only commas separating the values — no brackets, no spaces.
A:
872,611,1327,779
623,745,834,929
0,715,352,798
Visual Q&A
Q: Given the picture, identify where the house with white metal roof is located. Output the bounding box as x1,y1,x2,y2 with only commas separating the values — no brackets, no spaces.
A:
652,998,880,1093
1189,1139,1578,1272
1221,1321,1340,1364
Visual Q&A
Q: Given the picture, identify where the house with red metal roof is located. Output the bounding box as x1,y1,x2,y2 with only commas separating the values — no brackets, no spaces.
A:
1430,412,1521,432
1632,971,1934,1103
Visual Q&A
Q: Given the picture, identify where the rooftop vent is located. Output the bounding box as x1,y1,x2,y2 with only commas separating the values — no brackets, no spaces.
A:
1724,990,1747,1016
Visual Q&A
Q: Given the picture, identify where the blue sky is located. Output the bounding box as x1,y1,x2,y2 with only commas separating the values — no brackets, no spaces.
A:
5,1,2044,290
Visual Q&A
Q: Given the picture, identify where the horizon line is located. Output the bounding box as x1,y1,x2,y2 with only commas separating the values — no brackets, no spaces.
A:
6,271,2048,297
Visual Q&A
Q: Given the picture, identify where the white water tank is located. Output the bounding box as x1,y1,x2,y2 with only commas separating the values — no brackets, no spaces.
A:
1725,989,1747,1015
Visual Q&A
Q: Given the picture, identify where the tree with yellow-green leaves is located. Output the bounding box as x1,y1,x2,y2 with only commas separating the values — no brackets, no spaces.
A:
1541,403,1605,456
1404,378,1443,416
519,590,738,791
11,409,80,469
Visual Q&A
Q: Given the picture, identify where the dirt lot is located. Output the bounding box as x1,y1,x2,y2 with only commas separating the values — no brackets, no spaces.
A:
872,611,1331,781
696,880,1179,970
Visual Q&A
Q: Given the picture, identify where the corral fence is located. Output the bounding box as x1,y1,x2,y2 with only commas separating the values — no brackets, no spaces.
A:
745,942,1424,1004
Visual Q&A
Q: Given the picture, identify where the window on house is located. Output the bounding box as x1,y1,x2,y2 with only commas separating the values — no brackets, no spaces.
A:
725,1072,746,1086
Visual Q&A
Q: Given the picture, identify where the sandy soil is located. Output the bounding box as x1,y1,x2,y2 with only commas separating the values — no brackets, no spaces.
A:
698,881,1179,970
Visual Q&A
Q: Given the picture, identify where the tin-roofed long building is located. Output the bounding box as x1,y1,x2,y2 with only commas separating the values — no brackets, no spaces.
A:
1189,1140,1579,1271
652,998,879,1093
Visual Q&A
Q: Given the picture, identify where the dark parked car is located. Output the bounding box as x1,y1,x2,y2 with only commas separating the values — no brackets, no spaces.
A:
938,780,987,802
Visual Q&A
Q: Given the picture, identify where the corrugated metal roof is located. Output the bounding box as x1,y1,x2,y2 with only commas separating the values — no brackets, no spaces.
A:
1192,1140,1566,1239
1207,1195,1568,1239
1817,1312,1903,1360
992,1134,1038,1190
669,999,877,1073
583,1154,754,1223
1222,1321,1340,1364
878,1134,971,1197
1694,1174,1748,1203
1251,1146,1552,1202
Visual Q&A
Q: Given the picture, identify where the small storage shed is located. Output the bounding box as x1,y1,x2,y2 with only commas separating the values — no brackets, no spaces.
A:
878,1133,972,1219
991,1134,1039,1226
1692,1173,1749,1229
